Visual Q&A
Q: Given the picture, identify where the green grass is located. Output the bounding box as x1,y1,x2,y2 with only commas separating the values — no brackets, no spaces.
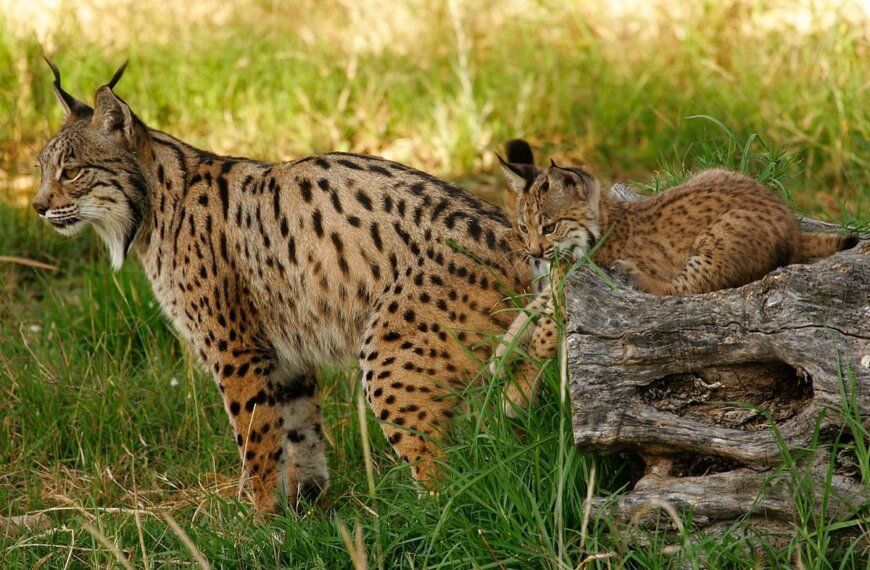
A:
2,0,869,567
2,135,868,566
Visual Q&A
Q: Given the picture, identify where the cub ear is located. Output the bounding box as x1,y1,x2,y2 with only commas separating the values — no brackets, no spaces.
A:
547,165,598,202
497,154,540,195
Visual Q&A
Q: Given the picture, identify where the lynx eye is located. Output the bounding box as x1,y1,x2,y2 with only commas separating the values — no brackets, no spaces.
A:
517,222,529,234
539,180,549,192
60,167,82,181
542,223,556,235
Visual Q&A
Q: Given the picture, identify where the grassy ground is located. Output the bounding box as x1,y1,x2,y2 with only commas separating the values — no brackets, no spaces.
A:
1,0,869,567
1,198,866,568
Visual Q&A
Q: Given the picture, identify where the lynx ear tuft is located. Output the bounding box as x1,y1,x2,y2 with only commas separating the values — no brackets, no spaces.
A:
505,139,534,165
45,56,93,120
106,61,128,90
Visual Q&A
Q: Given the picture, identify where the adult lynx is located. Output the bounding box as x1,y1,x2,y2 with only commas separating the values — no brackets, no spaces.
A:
34,61,531,512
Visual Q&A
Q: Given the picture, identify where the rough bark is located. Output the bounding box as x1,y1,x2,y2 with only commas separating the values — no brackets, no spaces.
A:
566,184,869,527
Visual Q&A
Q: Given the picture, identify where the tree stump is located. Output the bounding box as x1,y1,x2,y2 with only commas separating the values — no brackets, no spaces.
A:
565,185,869,529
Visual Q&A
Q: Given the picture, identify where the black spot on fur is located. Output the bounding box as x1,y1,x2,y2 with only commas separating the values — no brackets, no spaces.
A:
370,222,383,251
312,209,323,237
356,190,373,211
300,178,313,203
337,158,364,171
217,177,229,219
369,164,393,177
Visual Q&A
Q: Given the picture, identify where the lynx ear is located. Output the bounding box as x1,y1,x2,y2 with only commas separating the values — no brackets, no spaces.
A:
92,61,136,142
547,165,599,203
93,86,135,142
498,154,540,195
45,57,93,120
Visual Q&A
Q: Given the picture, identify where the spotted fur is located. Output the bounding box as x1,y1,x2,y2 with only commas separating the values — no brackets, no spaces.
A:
34,62,532,513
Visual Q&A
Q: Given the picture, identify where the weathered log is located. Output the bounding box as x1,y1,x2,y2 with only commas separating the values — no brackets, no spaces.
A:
565,188,868,527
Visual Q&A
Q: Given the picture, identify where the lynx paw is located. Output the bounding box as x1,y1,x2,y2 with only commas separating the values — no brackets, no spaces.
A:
610,259,642,287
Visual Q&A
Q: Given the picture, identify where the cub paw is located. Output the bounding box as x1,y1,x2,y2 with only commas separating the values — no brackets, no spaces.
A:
610,259,642,287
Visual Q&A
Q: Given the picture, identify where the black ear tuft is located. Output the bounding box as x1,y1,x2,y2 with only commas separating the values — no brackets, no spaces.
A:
505,139,534,165
44,56,93,119
107,61,129,90
549,158,560,168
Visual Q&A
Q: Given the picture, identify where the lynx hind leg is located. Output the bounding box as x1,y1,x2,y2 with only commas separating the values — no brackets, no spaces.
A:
359,302,483,488
503,310,559,417
670,210,789,294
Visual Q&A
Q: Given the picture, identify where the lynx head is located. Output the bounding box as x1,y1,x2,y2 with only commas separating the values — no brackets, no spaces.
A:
34,60,149,270
500,153,601,260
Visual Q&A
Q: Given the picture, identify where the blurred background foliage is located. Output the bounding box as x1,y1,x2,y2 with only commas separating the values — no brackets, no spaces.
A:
1,0,868,218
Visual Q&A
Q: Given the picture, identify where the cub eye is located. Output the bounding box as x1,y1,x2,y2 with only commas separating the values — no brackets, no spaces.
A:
517,222,529,234
61,167,82,181
540,180,550,192
542,223,557,235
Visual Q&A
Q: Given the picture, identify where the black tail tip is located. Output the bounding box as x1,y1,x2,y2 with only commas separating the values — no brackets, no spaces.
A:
505,139,534,165
842,235,860,251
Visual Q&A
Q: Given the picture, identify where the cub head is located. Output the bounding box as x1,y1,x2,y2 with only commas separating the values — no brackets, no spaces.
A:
499,148,601,260
34,60,149,270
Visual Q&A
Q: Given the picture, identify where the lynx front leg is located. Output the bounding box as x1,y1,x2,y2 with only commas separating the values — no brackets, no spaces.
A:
216,354,287,513
271,371,329,509
490,287,552,374
217,351,327,513
494,287,559,416
503,310,559,416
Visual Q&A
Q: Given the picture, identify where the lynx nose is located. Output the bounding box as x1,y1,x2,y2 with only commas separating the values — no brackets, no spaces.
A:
32,199,49,216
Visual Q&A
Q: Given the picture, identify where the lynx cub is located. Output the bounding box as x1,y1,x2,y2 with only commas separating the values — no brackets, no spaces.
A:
34,61,531,513
495,141,857,413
